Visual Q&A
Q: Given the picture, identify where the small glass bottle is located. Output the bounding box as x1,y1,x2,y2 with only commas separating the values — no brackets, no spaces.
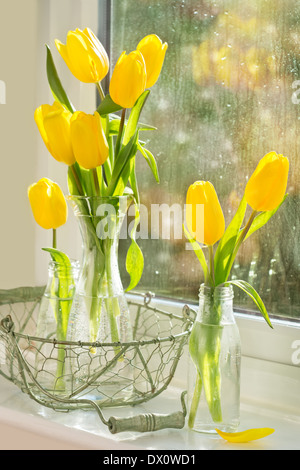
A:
188,283,241,433
34,259,79,394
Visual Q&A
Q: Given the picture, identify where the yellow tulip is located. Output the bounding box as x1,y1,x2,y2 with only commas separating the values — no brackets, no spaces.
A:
55,28,109,83
137,34,168,88
186,181,225,246
34,102,75,166
109,50,146,109
216,427,275,443
28,178,67,230
245,152,289,212
70,111,109,169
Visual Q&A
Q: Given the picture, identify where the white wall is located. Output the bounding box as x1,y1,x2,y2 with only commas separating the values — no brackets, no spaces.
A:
0,0,99,289
0,0,39,288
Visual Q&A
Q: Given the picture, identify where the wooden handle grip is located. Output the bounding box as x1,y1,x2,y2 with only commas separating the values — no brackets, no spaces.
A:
108,410,185,434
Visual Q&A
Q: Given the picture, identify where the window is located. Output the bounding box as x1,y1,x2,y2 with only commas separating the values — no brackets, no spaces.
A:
107,0,300,321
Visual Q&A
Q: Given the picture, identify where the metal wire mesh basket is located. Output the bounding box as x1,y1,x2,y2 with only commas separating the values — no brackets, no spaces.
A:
0,286,195,434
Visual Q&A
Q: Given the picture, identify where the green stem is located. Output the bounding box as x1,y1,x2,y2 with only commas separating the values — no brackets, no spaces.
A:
96,82,110,150
188,372,202,428
115,108,126,157
52,229,57,249
188,297,223,428
208,245,215,287
108,134,115,168
225,209,257,281
70,164,84,195
92,167,100,196
54,269,75,390
96,82,105,101
105,238,121,341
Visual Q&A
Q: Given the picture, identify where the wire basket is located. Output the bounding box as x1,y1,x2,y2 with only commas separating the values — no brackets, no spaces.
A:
0,286,195,434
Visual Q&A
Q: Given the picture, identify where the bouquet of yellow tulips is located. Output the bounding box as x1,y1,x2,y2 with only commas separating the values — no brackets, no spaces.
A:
185,151,289,430
29,29,168,350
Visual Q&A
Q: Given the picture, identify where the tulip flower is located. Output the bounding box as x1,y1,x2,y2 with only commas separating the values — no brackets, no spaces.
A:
28,178,67,230
70,111,109,170
186,181,225,246
34,101,75,166
245,151,289,212
55,28,109,83
137,34,168,88
109,50,147,109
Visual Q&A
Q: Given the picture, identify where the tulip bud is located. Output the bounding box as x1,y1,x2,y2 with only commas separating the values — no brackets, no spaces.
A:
186,181,225,246
109,50,146,109
34,102,75,166
245,151,289,212
137,34,168,88
28,178,67,230
55,28,109,83
70,111,109,169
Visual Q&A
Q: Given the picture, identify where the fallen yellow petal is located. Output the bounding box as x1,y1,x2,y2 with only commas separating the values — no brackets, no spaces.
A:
216,427,275,443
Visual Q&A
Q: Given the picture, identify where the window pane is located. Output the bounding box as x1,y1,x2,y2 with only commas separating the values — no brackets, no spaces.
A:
110,0,300,320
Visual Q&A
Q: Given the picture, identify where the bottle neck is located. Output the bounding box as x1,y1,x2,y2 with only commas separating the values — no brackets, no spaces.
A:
197,284,235,325
45,260,79,299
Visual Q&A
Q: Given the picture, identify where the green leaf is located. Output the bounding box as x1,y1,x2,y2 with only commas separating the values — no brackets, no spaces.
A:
122,90,150,146
108,119,122,135
42,247,72,267
129,157,139,205
125,203,144,291
137,142,160,183
108,118,156,135
106,132,139,196
226,279,273,328
138,123,157,131
243,195,288,242
46,45,75,113
214,196,247,286
96,94,123,115
183,225,212,285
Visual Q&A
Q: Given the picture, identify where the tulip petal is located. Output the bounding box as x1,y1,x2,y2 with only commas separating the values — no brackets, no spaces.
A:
186,181,225,246
35,102,75,166
55,28,109,83
43,110,75,165
109,51,146,109
65,32,94,82
137,34,168,88
70,111,108,169
216,427,275,443
245,152,289,212
34,105,53,153
28,178,67,230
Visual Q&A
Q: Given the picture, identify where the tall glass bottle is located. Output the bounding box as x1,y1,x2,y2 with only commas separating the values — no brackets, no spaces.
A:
188,284,241,433
66,195,133,403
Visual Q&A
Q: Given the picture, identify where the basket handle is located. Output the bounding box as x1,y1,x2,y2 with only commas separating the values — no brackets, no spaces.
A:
107,391,187,434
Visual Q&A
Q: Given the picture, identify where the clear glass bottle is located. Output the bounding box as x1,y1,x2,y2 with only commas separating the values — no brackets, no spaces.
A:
188,284,241,433
34,259,79,394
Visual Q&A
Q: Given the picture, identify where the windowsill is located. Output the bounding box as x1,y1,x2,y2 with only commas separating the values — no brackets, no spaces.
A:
0,294,299,450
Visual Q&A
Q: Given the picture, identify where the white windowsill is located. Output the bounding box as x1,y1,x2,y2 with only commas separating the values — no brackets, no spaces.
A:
0,294,299,450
